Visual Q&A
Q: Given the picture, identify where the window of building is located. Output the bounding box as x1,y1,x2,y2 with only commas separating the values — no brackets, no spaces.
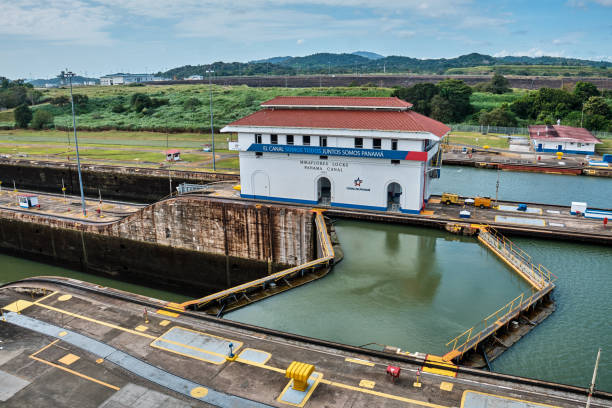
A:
255,134,262,144
391,139,398,151
391,159,400,165
355,138,363,148
577,143,582,147
320,136,328,147
320,155,328,160
287,135,294,145
373,138,381,149
271,134,278,144
256,152,263,157
303,135,310,146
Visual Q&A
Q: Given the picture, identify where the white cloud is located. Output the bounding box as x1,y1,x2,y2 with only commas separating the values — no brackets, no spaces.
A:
296,39,304,45
567,0,612,6
0,0,113,45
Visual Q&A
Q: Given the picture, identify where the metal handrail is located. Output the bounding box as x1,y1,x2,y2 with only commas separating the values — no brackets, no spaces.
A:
445,225,557,356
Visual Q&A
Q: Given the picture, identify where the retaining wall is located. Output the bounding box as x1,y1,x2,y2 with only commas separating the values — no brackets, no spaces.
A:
0,196,315,296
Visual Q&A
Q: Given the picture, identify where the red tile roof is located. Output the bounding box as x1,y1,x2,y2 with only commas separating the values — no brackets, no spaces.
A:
261,96,413,109
225,108,450,137
529,125,601,144
165,149,180,154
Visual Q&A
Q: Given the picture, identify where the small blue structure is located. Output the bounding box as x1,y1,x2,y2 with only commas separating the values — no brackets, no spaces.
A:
517,204,527,212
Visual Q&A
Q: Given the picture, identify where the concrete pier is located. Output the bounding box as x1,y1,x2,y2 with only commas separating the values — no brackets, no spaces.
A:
1,281,610,408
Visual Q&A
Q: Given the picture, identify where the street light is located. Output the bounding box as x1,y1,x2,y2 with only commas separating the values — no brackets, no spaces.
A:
61,70,87,216
206,69,216,171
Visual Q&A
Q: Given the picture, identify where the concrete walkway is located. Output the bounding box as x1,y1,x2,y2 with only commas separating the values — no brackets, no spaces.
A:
3,311,271,408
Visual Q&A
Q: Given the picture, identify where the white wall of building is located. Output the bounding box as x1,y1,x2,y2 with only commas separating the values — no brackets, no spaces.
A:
239,152,427,212
532,139,595,154
229,130,440,213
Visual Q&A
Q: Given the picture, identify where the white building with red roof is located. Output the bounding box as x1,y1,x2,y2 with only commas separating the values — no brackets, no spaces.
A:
221,96,450,213
529,125,601,155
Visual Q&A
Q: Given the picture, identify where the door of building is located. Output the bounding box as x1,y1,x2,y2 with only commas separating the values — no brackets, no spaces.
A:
557,145,563,152
537,143,543,152
317,177,331,205
386,182,402,212
252,172,270,197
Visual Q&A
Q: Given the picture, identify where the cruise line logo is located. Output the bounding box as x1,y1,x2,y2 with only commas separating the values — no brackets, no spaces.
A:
353,177,363,187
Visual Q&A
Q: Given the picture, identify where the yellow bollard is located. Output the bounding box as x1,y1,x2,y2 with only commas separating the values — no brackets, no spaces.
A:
286,361,315,392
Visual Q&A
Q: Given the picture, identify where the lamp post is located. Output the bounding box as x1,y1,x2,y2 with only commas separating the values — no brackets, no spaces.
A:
206,69,216,171
61,70,87,216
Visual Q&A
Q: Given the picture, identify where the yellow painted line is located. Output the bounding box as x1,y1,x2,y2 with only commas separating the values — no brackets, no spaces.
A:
236,358,285,374
238,348,272,365
33,302,157,340
33,290,58,304
359,379,375,389
57,294,72,302
320,379,449,408
29,340,120,391
345,357,375,367
58,353,80,366
159,320,170,326
30,355,120,391
150,341,227,365
31,339,60,357
134,325,148,332
460,390,559,408
278,372,323,407
2,300,33,313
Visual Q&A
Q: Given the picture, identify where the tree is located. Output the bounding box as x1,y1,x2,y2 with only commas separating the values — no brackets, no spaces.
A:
583,96,611,118
31,110,54,129
26,89,43,105
391,83,438,115
430,95,455,123
14,104,32,128
573,81,600,103
489,73,511,94
432,79,473,122
478,104,518,127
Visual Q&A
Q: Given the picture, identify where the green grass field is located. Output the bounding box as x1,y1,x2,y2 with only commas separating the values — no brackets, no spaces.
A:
445,131,515,148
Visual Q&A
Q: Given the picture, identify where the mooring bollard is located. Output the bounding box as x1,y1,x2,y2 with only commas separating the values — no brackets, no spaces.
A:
143,308,149,324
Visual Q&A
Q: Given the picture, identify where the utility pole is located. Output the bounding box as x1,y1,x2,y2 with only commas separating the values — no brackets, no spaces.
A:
585,348,602,408
62,70,87,216
206,69,216,171
495,169,500,207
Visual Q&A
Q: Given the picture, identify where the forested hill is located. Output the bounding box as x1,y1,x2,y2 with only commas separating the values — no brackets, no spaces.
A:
160,52,612,79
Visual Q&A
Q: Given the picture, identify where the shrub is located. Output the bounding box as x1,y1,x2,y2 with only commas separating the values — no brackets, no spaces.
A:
151,97,169,108
111,104,127,113
130,93,151,112
31,109,54,129
14,104,32,128
183,97,202,110
50,95,70,106
128,83,145,87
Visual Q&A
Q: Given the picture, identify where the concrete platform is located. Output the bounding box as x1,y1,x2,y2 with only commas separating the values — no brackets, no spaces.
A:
1,283,610,408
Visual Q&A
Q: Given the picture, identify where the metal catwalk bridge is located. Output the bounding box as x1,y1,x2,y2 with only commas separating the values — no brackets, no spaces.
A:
442,225,557,363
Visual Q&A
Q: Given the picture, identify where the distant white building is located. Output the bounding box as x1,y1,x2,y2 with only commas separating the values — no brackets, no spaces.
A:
100,73,155,86
186,75,204,80
222,96,449,214
529,125,602,155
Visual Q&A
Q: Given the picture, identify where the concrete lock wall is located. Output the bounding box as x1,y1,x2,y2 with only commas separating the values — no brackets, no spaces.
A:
0,197,315,296
0,159,239,203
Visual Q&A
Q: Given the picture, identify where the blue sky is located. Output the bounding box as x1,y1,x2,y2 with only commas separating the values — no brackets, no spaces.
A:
1,0,611,79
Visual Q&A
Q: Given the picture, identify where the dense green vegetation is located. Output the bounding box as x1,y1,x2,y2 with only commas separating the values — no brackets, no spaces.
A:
0,77,42,109
446,65,612,77
161,52,612,78
30,84,391,132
